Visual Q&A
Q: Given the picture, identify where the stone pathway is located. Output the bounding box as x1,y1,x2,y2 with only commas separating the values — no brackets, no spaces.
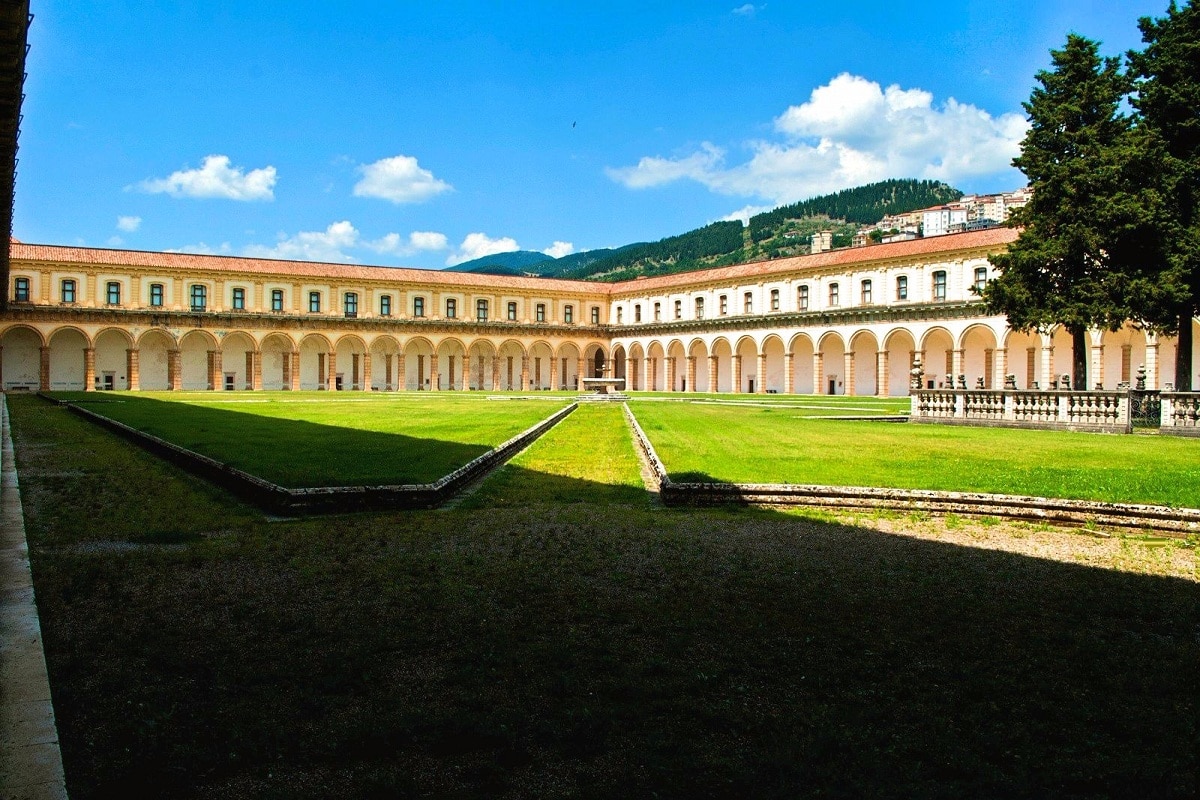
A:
0,396,68,799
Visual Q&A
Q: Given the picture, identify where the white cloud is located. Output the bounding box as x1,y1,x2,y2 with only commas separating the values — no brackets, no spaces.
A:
446,232,521,266
718,204,773,225
106,236,123,247
138,155,277,201
353,155,452,204
165,241,233,256
364,230,450,256
732,4,759,16
543,241,574,258
607,73,1026,204
116,215,141,232
243,221,359,263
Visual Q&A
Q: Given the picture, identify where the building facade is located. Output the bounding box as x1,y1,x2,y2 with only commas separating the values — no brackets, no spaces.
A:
2,229,1197,396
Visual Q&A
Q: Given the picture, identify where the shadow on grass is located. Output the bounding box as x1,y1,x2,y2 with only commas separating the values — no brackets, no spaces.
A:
8,395,1199,799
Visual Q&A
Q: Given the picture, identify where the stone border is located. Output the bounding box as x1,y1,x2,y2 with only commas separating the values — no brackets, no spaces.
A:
44,394,577,514
0,396,69,799
623,403,1200,535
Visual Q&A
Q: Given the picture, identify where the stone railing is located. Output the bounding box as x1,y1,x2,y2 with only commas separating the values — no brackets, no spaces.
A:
913,389,1130,433
1161,392,1200,437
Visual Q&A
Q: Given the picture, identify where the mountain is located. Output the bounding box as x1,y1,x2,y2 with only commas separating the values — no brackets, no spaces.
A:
445,250,556,275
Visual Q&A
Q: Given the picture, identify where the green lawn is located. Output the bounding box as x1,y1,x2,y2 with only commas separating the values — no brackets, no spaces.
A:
8,393,1196,799
629,392,912,416
631,401,1200,507
48,391,568,487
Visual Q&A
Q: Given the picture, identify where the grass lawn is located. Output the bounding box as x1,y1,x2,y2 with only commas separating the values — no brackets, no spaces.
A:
631,400,1200,508
629,392,912,416
47,391,568,487
8,393,1198,799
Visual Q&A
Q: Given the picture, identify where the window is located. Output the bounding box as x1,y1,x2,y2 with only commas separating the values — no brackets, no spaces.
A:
933,270,947,301
477,298,488,321
634,304,642,323
974,267,988,293
770,288,780,311
446,298,457,318
896,275,908,301
798,285,809,311
591,306,600,324
61,279,76,304
308,291,321,313
674,299,682,320
617,307,624,324
190,284,207,311
507,301,518,321
13,277,29,302
564,304,573,324
380,294,392,316
744,292,753,314
861,279,872,305
413,296,425,317
720,295,728,316
106,281,121,305
536,303,546,322
828,282,840,306
345,292,358,318
271,289,284,312
232,287,246,310
654,302,661,321
695,297,704,319
150,283,164,307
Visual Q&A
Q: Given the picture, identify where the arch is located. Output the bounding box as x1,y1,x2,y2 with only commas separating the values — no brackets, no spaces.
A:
584,342,608,380
220,331,256,391
260,332,296,391
94,328,134,390
298,332,333,391
333,335,368,391
735,336,758,394
368,335,402,391
626,341,647,391
761,334,786,394
788,333,816,395
48,327,89,390
1098,325,1146,390
882,327,918,396
496,339,527,390
466,338,497,390
846,330,878,397
665,339,687,392
0,325,44,390
687,338,710,394
136,327,177,350
645,340,666,391
610,343,627,384
918,327,954,389
710,336,734,393
1002,328,1041,390
817,331,847,395
404,336,437,391
959,324,1000,390
179,329,218,390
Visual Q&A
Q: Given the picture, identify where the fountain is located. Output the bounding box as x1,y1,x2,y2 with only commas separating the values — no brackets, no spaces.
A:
579,358,628,401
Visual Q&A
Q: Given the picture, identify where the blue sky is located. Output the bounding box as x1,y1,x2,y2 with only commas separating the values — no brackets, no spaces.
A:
15,1,1167,269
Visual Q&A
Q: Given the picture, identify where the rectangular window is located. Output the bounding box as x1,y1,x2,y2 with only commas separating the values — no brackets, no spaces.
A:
190,284,207,311
232,287,246,310
271,289,283,312
720,295,728,316
150,283,165,307
695,297,704,319
380,294,392,316
345,292,358,318
106,282,121,305
973,267,988,293
536,303,546,322
635,304,642,323
674,299,682,320
617,307,624,324
896,275,908,301
413,296,425,317
933,270,947,301
13,277,29,302
770,288,780,311
829,283,840,306
861,279,872,305
564,304,573,323
61,279,77,304
591,306,600,324
743,292,753,314
477,298,488,321
308,291,321,313
507,301,518,321
798,285,809,311
446,298,457,318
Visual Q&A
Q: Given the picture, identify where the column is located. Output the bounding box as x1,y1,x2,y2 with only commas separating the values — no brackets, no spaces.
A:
577,357,586,384
39,346,50,391
732,355,742,393
461,354,470,391
951,348,964,383
327,351,337,391
783,353,794,395
352,353,361,389
550,357,559,392
843,352,855,396
491,356,500,390
317,353,326,389
384,354,393,390
208,350,222,391
168,349,182,391
251,351,262,391
245,352,254,390
282,350,291,389
628,358,637,391
428,354,438,391
757,353,767,394
363,352,372,391
127,348,140,392
1090,343,1104,390
290,352,301,391
396,353,407,391
447,355,456,390
1146,335,1159,389
813,352,824,395
84,347,96,392
520,356,530,391
643,357,652,392
709,355,719,393
875,351,888,397
1040,339,1054,389
994,348,1007,390
686,356,696,393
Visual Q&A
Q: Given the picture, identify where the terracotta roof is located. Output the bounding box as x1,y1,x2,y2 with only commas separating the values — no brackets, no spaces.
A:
11,227,1018,297
9,243,607,295
608,227,1018,295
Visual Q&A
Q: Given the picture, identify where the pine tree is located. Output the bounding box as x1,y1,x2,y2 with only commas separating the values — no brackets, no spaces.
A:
983,35,1137,388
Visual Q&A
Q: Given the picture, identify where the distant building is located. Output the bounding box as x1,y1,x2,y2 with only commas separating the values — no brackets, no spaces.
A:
922,205,969,237
810,230,833,254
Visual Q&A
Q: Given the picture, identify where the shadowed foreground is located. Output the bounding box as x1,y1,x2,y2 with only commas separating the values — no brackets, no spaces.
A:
9,395,1197,799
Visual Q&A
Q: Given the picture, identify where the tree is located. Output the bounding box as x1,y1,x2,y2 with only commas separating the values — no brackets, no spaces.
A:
983,35,1139,388
1128,0,1200,391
